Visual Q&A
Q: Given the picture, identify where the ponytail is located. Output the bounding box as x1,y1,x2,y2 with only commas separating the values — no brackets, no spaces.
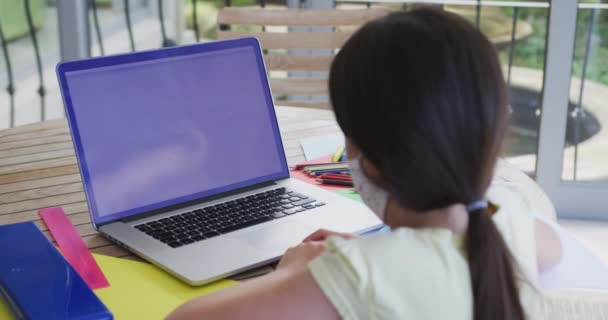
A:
466,208,526,320
329,6,523,318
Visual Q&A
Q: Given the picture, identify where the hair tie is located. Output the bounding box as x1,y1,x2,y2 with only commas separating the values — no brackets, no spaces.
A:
466,200,488,212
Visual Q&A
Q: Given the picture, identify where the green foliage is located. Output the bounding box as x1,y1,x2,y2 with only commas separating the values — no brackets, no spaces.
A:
0,0,45,41
94,0,114,8
572,10,608,85
500,5,608,86
503,14,548,71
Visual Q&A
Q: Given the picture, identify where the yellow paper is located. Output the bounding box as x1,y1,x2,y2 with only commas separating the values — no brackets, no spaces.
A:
94,254,237,319
0,254,237,320
0,297,11,320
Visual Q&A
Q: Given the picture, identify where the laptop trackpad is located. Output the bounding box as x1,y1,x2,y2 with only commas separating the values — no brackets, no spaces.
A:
235,221,315,255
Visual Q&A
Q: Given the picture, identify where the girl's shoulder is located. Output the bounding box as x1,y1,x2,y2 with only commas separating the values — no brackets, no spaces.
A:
326,226,466,267
308,184,542,319
310,228,474,319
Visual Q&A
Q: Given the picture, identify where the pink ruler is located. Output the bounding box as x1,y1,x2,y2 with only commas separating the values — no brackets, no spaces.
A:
39,207,110,290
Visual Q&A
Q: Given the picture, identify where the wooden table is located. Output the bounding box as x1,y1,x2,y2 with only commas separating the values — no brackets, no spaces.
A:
0,106,592,320
0,105,555,262
0,106,343,260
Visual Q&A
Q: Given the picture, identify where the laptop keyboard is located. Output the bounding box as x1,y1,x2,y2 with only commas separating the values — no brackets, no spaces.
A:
133,188,324,248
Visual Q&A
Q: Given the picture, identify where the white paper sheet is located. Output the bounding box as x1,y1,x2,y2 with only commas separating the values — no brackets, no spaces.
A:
300,134,345,160
538,216,608,290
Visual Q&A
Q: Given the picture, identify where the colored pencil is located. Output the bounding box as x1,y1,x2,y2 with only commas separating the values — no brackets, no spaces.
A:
332,145,345,162
309,169,351,176
318,174,352,181
316,179,354,186
340,152,348,162
303,163,349,172
294,162,342,170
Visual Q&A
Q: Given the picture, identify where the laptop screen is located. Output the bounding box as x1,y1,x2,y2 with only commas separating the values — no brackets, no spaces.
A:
58,39,289,226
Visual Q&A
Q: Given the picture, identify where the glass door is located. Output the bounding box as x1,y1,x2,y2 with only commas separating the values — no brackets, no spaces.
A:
536,1,608,219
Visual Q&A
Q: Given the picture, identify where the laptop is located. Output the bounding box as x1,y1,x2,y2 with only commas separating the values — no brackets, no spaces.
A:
56,37,382,285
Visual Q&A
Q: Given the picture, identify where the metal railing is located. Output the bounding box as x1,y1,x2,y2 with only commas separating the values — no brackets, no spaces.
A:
0,0,606,182
336,0,551,90
89,0,106,55
0,15,15,127
0,0,290,130
572,5,601,181
24,0,46,123
0,0,47,128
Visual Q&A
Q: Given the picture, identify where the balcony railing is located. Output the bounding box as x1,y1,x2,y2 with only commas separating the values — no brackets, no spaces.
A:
1,0,607,181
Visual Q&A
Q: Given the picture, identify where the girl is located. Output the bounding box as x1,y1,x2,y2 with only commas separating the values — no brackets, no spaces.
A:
168,7,561,320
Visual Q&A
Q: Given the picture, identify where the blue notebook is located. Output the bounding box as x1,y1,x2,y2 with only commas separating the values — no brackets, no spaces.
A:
0,222,113,320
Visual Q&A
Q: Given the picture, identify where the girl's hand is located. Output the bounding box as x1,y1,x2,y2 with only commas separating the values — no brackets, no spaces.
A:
168,241,340,320
303,228,357,243
277,242,326,271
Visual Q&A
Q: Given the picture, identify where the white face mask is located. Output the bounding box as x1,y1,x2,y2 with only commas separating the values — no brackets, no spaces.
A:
349,157,390,220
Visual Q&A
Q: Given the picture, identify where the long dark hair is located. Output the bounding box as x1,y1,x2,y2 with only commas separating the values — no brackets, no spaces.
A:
330,7,524,320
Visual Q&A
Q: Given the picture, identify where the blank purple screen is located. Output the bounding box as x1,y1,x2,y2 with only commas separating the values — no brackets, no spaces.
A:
65,46,285,224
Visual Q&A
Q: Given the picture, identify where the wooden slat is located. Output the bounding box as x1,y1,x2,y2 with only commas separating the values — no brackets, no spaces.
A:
218,31,352,49
0,127,70,143
0,182,83,205
30,212,91,232
2,211,87,229
0,164,79,184
218,7,391,26
0,191,85,215
35,213,91,234
270,78,327,95
0,148,75,167
0,119,66,138
0,134,71,152
0,157,77,176
39,230,108,249
0,201,88,223
74,223,97,237
265,54,333,71
39,225,99,247
83,234,112,248
0,173,81,195
0,141,74,158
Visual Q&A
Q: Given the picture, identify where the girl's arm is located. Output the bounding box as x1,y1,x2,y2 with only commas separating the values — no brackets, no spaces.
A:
535,217,563,272
166,242,340,320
